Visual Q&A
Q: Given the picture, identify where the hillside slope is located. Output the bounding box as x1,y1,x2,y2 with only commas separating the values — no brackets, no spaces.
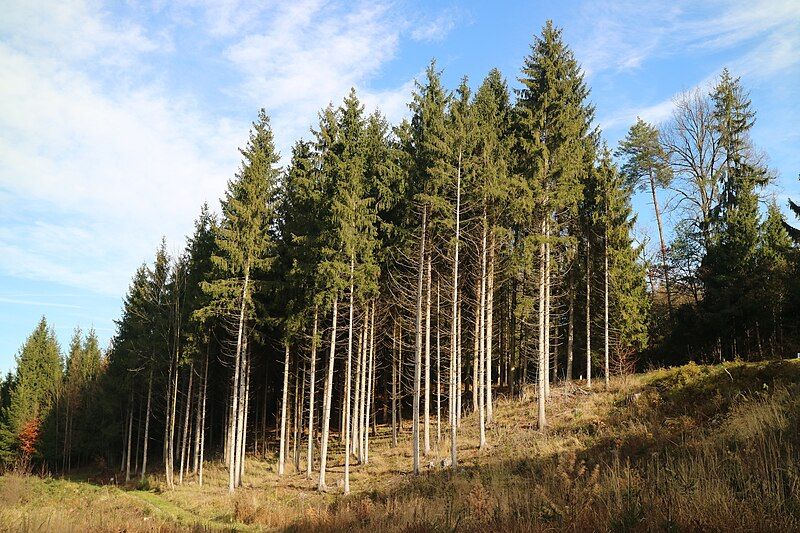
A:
2,360,799,532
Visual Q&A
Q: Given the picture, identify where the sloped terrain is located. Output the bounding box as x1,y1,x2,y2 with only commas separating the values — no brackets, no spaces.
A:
2,360,799,532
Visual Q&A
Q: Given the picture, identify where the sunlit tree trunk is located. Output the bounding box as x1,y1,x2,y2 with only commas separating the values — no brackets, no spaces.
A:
306,306,319,478
343,258,355,494
179,362,193,484
413,207,427,475
198,350,208,486
586,241,592,388
424,252,432,456
318,296,338,491
537,218,547,430
486,230,495,424
141,366,152,482
450,152,462,468
279,342,290,476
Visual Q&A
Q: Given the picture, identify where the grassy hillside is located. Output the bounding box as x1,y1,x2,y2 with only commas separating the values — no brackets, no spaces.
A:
2,360,799,532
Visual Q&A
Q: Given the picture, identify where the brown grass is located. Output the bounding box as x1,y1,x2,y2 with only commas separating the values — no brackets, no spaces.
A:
2,360,799,532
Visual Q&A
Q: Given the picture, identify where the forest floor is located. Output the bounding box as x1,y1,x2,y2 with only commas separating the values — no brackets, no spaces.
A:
2,359,800,532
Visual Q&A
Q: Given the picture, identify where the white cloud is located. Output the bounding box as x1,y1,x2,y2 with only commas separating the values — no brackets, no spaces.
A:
411,10,458,42
0,0,432,299
222,1,415,151
0,1,244,296
573,0,800,76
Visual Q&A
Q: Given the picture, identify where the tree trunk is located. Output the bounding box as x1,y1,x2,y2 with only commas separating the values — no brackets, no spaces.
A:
193,349,205,476
343,258,355,494
479,204,487,449
413,206,427,475
424,250,432,456
279,342,290,476
472,275,481,414
486,229,495,424
179,362,193,485
235,339,249,486
199,350,208,486
391,318,398,448
537,218,547,430
544,220,551,399
125,398,133,483
228,271,249,494
566,291,574,383
307,306,319,478
364,302,375,463
604,229,610,391
586,240,592,387
450,150,462,468
141,366,153,482
352,318,363,460
650,173,673,314
457,298,462,428
294,360,303,471
436,280,441,444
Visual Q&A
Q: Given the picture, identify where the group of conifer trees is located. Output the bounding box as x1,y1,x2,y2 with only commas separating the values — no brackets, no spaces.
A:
1,22,798,489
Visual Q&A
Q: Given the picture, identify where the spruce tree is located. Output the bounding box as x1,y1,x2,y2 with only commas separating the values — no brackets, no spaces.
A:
201,109,280,493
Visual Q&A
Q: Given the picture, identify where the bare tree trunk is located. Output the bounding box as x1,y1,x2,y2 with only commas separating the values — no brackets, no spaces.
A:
486,230,495,424
537,218,547,430
472,275,480,414
125,398,133,483
199,350,208,486
650,172,672,314
413,206,427,475
193,359,202,476
604,229,610,390
179,362,193,485
228,272,249,494
294,360,303,471
167,355,179,489
586,241,592,388
141,366,153,482
391,318,398,448
424,251,432,457
479,204,488,449
344,258,355,494
450,151,462,468
307,306,319,478
364,302,375,463
457,297,463,428
436,280,441,445
235,339,249,486
544,230,551,399
352,319,363,460
279,342,290,476
566,290,574,383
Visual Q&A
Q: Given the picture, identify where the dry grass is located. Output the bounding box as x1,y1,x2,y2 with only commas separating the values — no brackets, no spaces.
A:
2,360,800,532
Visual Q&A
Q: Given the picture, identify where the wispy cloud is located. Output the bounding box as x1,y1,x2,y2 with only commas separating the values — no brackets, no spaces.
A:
223,1,412,150
0,0,453,299
573,0,800,76
0,297,82,309
411,9,460,42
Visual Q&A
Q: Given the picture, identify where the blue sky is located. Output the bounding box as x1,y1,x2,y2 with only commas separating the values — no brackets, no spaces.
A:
1,0,798,374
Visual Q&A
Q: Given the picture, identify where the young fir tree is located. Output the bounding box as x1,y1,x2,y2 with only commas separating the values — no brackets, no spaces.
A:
757,201,794,354
201,109,280,494
1,318,62,463
595,149,649,373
